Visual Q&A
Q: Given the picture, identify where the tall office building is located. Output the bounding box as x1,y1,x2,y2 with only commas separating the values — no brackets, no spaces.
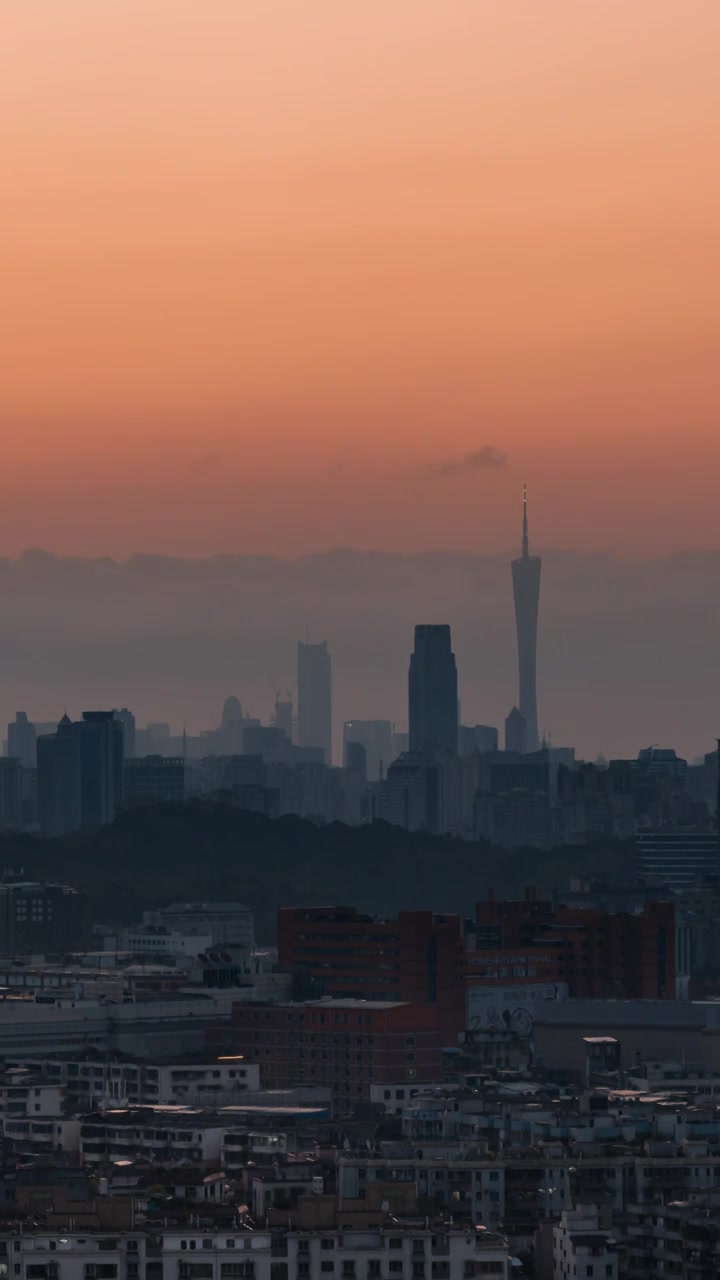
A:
7,712,37,769
37,711,123,836
342,719,393,781
408,624,458,760
113,707,136,759
273,693,294,742
297,641,332,764
511,485,542,752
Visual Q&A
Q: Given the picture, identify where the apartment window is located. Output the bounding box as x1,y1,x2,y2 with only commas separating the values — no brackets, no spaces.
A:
178,1267,213,1280
368,1264,381,1278
128,1266,139,1279
297,1267,310,1280
321,1266,334,1274
586,1270,593,1278
297,1244,310,1256
127,1244,139,1255
202,1243,213,1252
341,1266,355,1279
321,1242,334,1252
431,1266,449,1279
412,1266,425,1279
271,1270,288,1280
388,1266,403,1275
388,1242,402,1251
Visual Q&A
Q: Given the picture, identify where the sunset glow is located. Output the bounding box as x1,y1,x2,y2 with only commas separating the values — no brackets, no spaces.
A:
2,1,719,556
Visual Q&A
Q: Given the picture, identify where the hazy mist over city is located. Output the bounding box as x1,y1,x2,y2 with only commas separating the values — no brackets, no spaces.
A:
3,543,718,762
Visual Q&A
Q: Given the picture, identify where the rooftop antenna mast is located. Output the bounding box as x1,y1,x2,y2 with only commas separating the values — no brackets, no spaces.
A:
522,481,529,559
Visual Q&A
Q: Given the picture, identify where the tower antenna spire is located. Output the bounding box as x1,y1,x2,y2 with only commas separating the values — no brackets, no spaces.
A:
522,482,529,558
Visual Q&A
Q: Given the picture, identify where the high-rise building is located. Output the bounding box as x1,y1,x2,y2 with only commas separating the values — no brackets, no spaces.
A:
379,752,442,832
37,717,82,836
37,712,123,836
511,485,541,752
342,719,393,781
458,723,499,756
113,708,136,758
0,759,23,830
7,713,37,769
123,756,185,808
504,705,527,753
273,693,294,741
408,624,458,760
77,711,124,828
297,641,332,764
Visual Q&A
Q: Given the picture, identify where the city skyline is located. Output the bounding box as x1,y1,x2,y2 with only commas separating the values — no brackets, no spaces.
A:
0,538,719,764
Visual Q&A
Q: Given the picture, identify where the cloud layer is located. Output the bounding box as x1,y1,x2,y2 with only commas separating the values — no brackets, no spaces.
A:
431,446,508,476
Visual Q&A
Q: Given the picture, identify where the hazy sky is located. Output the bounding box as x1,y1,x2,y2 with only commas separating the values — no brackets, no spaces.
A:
1,2,719,558
2,549,719,762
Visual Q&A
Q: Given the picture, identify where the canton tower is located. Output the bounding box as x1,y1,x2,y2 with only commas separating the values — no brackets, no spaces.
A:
511,484,541,752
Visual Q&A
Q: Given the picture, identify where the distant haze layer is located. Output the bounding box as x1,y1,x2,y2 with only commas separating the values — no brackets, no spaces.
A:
2,547,718,763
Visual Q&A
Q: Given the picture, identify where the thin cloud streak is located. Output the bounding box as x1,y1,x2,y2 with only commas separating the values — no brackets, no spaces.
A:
431,446,508,477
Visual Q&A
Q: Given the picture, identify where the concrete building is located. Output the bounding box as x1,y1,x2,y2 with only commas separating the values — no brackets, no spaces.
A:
215,999,454,1115
511,485,541,753
143,902,254,948
458,724,499,756
342,720,393,781
277,907,466,1029
470,892,675,999
7,711,37,768
504,706,527,755
635,828,719,891
0,880,90,955
553,1208,618,1280
378,753,442,832
408,625,458,760
297,641,332,765
123,755,185,808
113,708,136,758
37,711,124,835
4,1055,260,1110
0,757,23,829
0,1219,510,1280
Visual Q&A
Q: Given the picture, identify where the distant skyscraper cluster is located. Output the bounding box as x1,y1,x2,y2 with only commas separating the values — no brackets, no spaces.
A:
5,486,715,854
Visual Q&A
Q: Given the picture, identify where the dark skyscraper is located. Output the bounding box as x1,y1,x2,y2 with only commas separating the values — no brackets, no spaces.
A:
408,624,458,760
511,485,541,752
7,712,37,769
297,640,332,764
37,711,124,836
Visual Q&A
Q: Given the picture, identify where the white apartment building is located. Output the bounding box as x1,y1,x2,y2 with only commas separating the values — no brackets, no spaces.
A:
553,1209,618,1280
5,1056,259,1109
0,1226,510,1280
142,903,254,949
0,1074,63,1121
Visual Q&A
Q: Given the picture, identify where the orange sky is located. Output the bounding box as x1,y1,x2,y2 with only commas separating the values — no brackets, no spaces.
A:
1,1,719,557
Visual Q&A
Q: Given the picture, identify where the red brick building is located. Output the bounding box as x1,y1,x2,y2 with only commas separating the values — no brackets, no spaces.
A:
277,907,466,1031
470,893,675,999
211,998,450,1114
